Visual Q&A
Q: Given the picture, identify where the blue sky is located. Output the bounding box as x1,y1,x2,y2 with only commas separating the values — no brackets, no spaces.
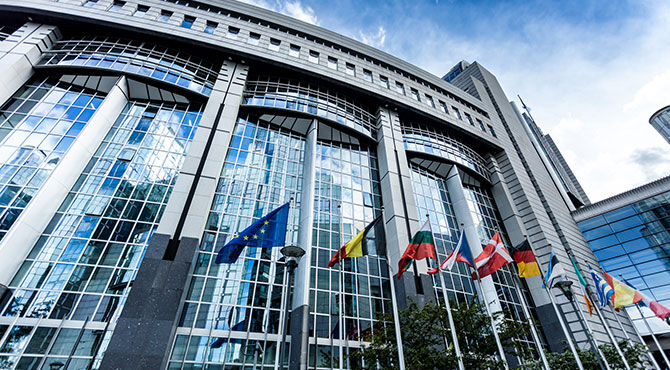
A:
241,0,670,202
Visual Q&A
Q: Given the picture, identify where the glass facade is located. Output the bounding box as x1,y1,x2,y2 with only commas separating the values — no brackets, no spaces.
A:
308,139,386,369
242,77,377,139
578,191,670,335
167,114,304,369
402,123,490,181
39,37,219,96
410,164,542,363
650,106,670,144
0,75,107,241
0,98,202,369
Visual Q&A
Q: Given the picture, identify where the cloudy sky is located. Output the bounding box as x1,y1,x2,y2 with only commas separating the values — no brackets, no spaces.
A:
241,0,670,202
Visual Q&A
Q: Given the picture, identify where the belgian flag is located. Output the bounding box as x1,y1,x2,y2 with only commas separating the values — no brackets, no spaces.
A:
328,215,383,267
510,240,540,278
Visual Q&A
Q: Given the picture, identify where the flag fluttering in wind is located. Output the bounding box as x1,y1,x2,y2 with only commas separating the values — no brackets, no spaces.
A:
509,240,540,278
397,219,437,279
472,232,513,279
216,202,290,264
603,272,643,309
590,266,614,308
544,248,569,289
623,277,670,322
570,257,593,316
428,229,475,274
328,214,383,267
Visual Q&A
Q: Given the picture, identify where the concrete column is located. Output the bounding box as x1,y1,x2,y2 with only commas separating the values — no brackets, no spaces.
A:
0,76,129,285
100,61,249,370
488,154,567,351
0,22,60,106
289,119,317,370
375,107,435,308
444,166,502,314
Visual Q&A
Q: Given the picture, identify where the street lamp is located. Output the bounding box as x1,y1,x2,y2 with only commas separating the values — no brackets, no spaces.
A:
555,280,574,301
278,245,305,369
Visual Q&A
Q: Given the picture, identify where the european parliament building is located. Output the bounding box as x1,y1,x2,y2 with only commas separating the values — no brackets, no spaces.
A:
0,1,641,368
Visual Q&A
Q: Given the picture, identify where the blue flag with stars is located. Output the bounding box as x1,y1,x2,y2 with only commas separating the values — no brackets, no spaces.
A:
216,202,290,264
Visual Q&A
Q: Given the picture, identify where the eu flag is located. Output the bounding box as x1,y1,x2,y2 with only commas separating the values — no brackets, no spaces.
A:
215,202,290,264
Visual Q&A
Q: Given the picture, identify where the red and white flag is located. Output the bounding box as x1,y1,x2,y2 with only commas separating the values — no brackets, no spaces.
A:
472,232,513,279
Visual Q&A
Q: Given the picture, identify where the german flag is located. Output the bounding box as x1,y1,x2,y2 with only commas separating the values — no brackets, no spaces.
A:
510,240,540,278
328,215,382,267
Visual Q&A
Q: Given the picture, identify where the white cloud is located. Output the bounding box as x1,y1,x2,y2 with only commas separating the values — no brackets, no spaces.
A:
358,26,386,48
236,0,318,25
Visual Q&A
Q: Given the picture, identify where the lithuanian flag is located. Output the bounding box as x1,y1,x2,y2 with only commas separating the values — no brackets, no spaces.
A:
328,215,383,267
510,240,540,278
397,219,437,279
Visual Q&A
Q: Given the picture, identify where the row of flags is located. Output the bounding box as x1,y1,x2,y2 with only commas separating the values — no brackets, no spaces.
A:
211,202,670,347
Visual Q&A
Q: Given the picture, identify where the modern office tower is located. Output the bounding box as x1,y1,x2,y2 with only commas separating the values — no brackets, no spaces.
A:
0,1,640,369
650,106,670,144
514,104,590,207
573,175,670,362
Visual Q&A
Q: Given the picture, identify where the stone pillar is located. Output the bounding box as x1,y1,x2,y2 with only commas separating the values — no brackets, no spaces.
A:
289,119,317,369
100,61,249,370
0,76,128,285
0,22,60,106
375,107,435,308
488,155,567,352
444,166,502,314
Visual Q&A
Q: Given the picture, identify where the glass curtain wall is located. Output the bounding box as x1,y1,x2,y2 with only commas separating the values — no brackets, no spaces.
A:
0,75,107,240
410,164,541,363
167,114,304,369
308,138,387,369
0,98,202,369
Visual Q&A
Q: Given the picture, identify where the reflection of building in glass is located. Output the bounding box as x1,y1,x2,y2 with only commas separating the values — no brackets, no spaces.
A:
650,106,670,144
0,3,640,369
573,176,670,362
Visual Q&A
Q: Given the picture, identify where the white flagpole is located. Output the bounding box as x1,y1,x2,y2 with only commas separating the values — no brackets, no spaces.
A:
337,204,344,370
630,300,670,369
589,289,631,370
381,206,406,370
508,261,550,369
387,263,406,370
428,215,465,370
615,274,661,370
465,225,508,369
526,238,584,370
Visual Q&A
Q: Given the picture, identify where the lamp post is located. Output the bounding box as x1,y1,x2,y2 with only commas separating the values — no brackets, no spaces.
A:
278,245,305,369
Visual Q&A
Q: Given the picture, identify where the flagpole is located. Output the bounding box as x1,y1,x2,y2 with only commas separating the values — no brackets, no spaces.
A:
608,304,637,369
381,206,406,370
525,237,584,370
508,263,550,369
567,286,610,370
588,265,631,370
337,204,344,370
465,224,508,369
428,215,466,370
632,304,668,369
616,275,662,370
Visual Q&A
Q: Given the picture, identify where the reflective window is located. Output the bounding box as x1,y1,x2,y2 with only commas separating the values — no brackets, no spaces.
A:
269,38,281,51
308,50,319,64
1,99,202,366
289,44,300,58
204,21,218,34
133,4,149,17
248,32,260,45
452,106,462,120
425,94,435,108
243,76,377,139
227,26,240,39
158,9,173,22
108,0,125,12
309,138,386,367
0,75,106,240
345,63,355,77
39,38,218,96
83,0,98,8
167,114,304,368
410,88,420,101
327,57,338,70
362,69,373,82
379,76,389,89
181,15,196,29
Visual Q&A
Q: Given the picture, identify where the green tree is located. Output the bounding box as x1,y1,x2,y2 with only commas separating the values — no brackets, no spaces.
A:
349,299,536,369
542,339,649,369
